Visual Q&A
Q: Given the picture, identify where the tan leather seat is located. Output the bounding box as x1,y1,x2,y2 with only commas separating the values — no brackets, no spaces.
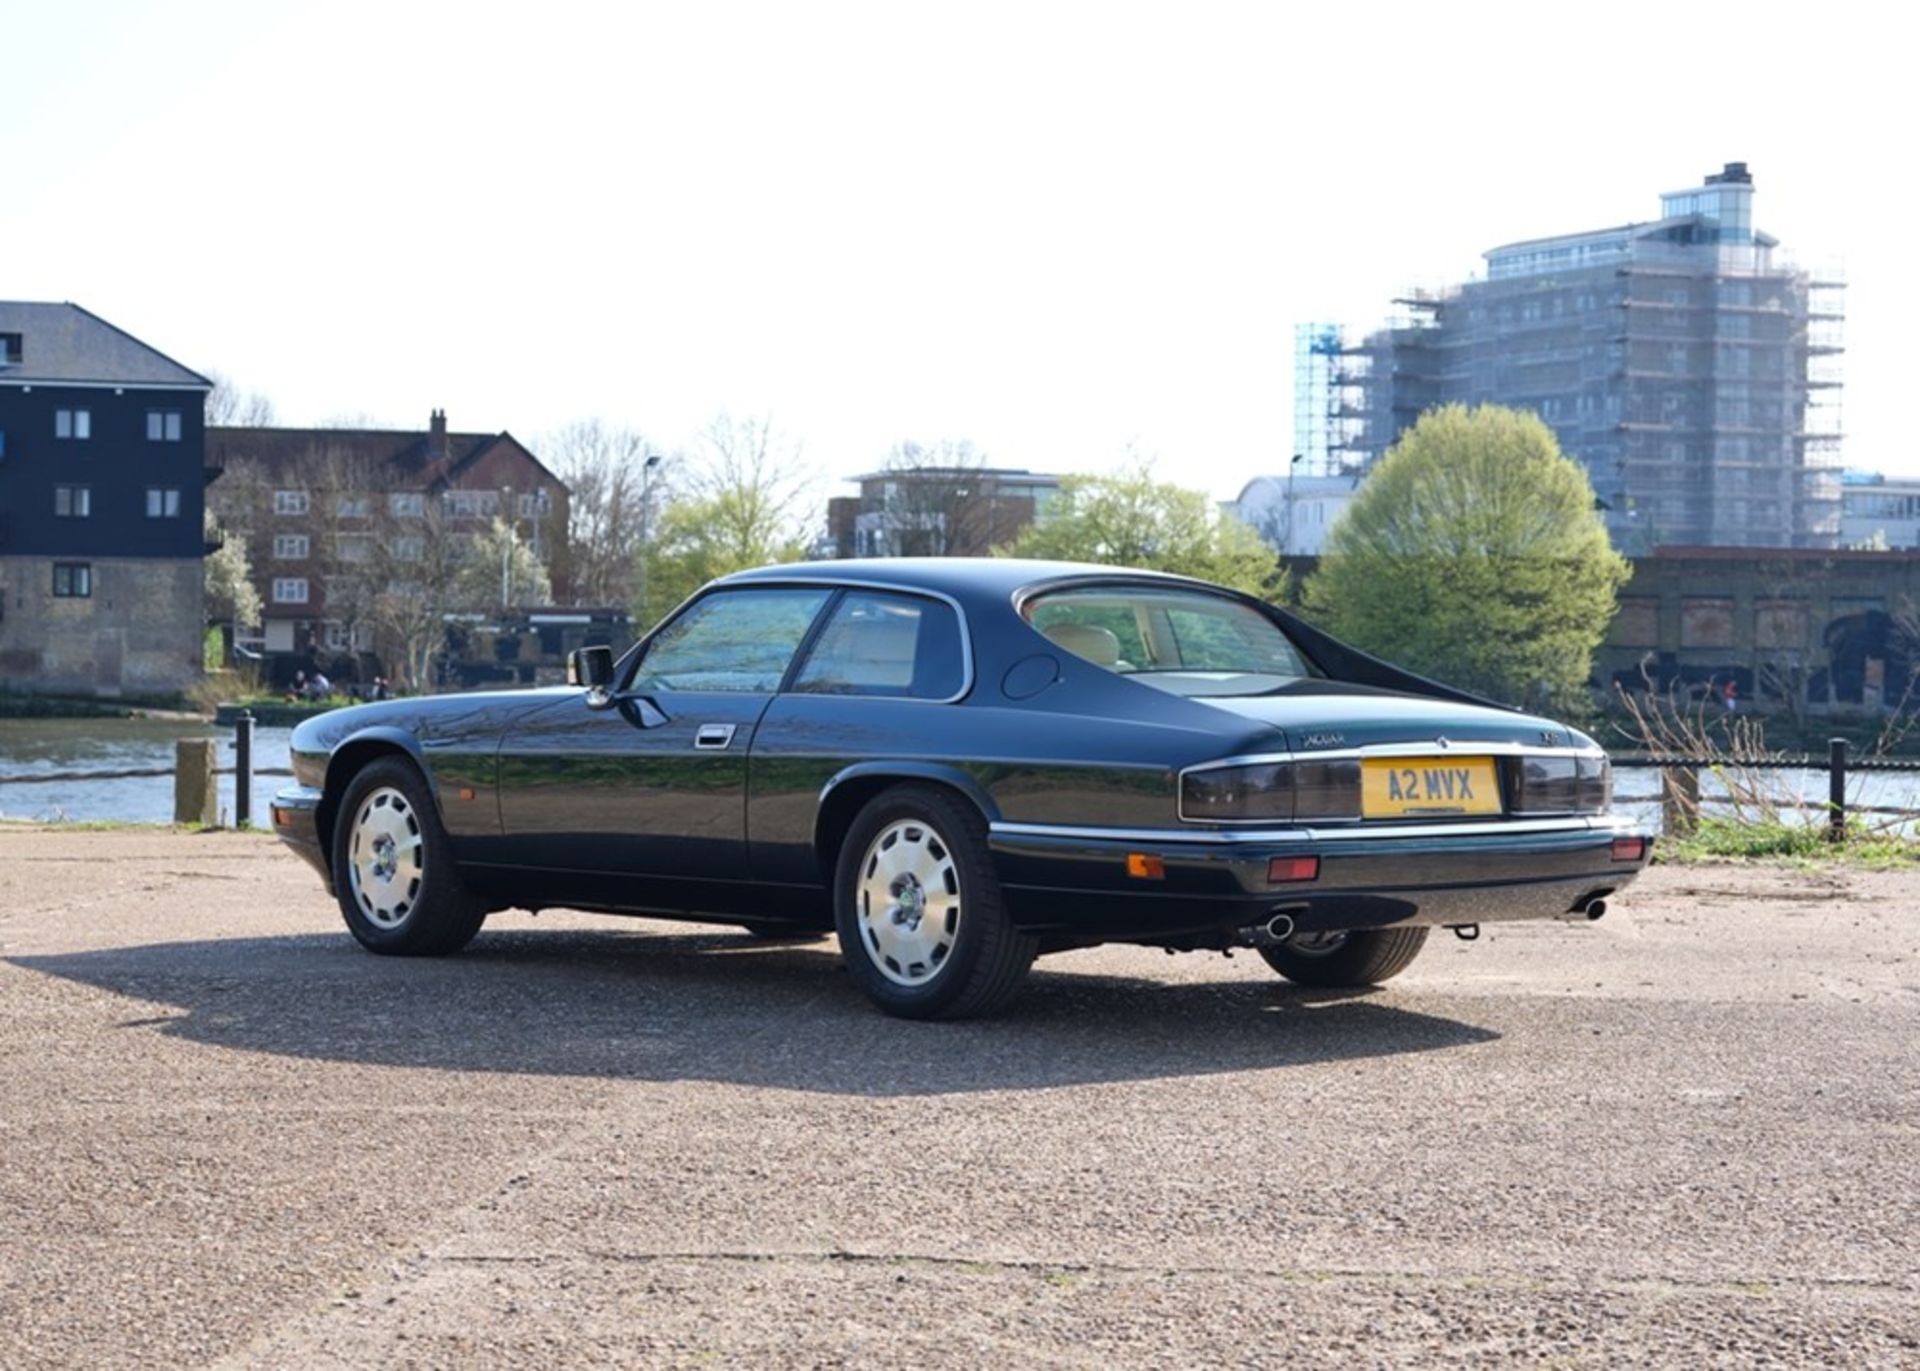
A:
1042,622,1121,668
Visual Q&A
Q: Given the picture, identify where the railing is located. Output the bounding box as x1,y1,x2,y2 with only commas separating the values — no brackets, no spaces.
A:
1615,738,1918,842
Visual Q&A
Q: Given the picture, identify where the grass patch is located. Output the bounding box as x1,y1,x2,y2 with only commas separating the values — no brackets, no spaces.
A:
1663,816,1920,868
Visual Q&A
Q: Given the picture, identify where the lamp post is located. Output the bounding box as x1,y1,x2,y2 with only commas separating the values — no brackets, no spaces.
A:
1283,452,1305,556
635,452,663,620
499,485,516,611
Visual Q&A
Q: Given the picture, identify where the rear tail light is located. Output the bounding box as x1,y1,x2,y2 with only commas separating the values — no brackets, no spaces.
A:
1611,836,1648,862
1514,753,1612,815
1181,759,1360,823
1268,855,1320,884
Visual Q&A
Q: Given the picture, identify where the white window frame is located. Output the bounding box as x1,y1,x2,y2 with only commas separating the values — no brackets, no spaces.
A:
273,533,310,560
271,577,310,605
273,489,310,516
388,492,425,518
145,487,182,518
55,485,91,517
56,408,91,440
322,621,369,652
146,411,183,442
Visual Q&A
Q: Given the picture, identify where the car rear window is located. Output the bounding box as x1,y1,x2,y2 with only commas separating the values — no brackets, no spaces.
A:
1025,584,1315,697
791,591,966,699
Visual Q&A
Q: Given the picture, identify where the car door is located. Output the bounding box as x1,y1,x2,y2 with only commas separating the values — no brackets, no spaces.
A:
747,588,972,889
489,586,834,910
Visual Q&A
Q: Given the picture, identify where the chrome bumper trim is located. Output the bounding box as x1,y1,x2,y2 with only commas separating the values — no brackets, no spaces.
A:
990,814,1642,845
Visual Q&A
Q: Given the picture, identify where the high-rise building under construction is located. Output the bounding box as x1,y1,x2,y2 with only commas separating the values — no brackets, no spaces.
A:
1299,163,1844,550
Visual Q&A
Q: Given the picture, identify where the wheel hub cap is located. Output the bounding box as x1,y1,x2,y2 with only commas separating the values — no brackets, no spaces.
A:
347,786,424,930
857,820,960,986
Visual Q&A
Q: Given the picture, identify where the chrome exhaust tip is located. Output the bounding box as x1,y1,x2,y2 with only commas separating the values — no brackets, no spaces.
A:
1584,898,1607,922
1265,912,1296,941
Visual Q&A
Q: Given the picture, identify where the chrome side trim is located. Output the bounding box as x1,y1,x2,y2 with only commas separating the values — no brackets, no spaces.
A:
990,814,1637,846
1184,743,1605,772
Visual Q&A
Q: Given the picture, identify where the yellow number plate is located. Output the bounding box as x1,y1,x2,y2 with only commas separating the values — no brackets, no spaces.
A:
1361,758,1502,818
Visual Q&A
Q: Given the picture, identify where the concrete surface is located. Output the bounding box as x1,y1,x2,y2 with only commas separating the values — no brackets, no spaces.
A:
0,827,1915,1367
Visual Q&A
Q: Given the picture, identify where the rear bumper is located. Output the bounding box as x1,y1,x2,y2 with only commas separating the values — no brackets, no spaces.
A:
270,784,333,893
988,814,1651,940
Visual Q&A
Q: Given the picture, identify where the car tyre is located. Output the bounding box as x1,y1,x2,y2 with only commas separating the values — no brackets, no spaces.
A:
1258,927,1429,988
834,784,1037,1020
331,756,485,956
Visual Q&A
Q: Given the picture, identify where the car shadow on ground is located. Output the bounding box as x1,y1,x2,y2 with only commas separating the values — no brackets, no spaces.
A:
10,925,1499,1096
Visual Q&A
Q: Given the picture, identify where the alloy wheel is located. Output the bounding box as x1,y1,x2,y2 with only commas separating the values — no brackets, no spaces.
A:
855,818,962,986
347,786,425,929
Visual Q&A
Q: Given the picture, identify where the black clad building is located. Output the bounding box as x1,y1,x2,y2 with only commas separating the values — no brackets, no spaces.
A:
0,302,213,694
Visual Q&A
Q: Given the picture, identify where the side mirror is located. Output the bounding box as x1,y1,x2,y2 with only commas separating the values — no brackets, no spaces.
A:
567,646,615,689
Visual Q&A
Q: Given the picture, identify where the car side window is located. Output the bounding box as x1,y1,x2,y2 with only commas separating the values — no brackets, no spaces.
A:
790,591,965,699
631,589,831,693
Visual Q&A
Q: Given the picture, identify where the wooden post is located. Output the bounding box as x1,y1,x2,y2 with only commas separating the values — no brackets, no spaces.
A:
174,739,217,827
1829,737,1848,844
1661,765,1700,837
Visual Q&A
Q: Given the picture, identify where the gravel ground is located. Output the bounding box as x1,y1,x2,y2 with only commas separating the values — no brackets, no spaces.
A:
0,827,1915,1367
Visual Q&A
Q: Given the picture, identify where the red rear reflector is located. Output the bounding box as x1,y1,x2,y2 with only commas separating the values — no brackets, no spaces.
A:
1611,837,1647,862
1268,856,1320,884
273,809,293,828
1126,853,1166,880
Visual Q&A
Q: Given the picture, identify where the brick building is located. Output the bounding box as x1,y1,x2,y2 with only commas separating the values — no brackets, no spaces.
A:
0,301,213,695
206,412,568,672
821,465,1061,559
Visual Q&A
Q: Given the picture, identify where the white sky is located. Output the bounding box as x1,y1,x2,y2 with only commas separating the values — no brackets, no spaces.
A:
3,1,1911,504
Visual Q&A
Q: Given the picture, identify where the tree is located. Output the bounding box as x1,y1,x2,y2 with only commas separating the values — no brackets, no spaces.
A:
367,495,471,692
456,517,554,611
1304,404,1629,711
1001,466,1284,599
636,413,815,625
872,439,1000,556
203,370,276,427
541,419,664,607
203,510,262,634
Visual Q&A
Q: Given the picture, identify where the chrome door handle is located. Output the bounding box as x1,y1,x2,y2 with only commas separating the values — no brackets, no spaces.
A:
694,723,737,750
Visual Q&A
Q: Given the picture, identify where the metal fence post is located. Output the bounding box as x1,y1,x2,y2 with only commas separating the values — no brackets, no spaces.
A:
234,709,254,829
1829,737,1848,844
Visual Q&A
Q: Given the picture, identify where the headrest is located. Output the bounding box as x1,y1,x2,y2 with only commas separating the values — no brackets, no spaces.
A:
1042,622,1120,668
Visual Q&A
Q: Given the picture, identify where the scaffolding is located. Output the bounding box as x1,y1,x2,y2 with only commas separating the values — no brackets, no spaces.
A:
1314,218,1843,549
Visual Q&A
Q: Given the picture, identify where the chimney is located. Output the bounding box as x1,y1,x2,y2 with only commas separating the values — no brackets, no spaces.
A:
428,408,448,460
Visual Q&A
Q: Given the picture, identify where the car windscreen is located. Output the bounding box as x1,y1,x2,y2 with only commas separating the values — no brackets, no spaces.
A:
1024,584,1316,697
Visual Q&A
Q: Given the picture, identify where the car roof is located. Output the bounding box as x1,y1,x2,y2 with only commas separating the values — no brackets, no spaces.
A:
715,557,1212,600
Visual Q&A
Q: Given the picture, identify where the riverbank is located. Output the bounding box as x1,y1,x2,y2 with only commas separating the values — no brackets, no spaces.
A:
0,691,203,721
213,699,343,726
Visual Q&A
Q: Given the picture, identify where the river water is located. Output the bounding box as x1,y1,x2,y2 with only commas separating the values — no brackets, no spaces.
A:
0,717,1915,832
0,718,296,824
